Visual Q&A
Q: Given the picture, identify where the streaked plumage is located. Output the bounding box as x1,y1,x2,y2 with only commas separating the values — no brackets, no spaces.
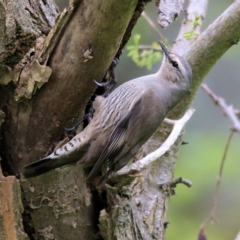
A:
23,42,192,185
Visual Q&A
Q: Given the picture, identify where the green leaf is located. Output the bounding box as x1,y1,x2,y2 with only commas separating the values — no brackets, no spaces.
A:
126,34,162,70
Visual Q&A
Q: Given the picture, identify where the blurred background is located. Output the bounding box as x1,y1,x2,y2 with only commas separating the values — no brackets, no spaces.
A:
57,1,240,239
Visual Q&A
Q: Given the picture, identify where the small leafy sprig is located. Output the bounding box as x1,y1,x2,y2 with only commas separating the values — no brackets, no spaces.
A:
126,34,162,70
183,15,201,40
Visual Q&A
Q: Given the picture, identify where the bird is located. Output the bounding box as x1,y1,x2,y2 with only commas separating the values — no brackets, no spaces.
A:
23,42,192,186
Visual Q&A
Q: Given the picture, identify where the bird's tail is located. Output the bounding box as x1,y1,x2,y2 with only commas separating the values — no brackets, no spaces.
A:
23,157,57,178
22,132,90,178
22,154,82,178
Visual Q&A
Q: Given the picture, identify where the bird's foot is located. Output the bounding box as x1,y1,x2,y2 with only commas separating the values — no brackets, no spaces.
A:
94,57,119,97
64,108,95,132
94,78,117,97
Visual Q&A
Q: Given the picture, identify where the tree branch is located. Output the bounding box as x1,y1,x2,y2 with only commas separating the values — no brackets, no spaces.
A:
142,12,164,39
187,0,240,93
18,1,152,239
172,0,208,54
130,3,240,238
170,0,240,118
2,1,240,239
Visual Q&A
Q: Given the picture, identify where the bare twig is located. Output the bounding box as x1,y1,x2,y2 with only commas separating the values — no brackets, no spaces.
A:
160,177,192,189
169,177,192,188
210,131,234,221
159,177,192,196
201,83,240,133
138,45,161,51
200,131,234,228
198,228,208,240
200,84,238,227
117,108,195,176
172,0,208,55
142,12,165,39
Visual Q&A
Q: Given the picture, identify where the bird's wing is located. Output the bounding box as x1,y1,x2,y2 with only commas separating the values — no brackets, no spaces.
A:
87,90,146,180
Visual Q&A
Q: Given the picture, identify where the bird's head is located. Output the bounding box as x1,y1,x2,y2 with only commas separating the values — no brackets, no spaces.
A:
158,41,192,91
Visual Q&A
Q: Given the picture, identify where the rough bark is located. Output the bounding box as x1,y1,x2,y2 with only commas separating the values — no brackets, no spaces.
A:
99,1,240,239
2,0,143,174
0,0,240,239
0,0,58,68
1,0,151,239
0,171,28,240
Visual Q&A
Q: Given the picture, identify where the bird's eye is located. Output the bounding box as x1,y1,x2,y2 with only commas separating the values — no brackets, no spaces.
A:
172,61,179,68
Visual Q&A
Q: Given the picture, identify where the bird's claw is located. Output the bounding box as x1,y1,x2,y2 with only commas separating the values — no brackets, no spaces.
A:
64,111,94,132
94,79,110,87
64,117,86,132
111,58,119,68
93,57,119,96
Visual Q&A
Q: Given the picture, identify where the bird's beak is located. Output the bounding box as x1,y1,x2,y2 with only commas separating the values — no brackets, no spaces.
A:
158,41,171,61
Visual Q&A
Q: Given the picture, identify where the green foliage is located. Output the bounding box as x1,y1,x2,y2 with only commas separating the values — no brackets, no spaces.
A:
126,34,162,70
183,15,201,40
183,30,199,40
